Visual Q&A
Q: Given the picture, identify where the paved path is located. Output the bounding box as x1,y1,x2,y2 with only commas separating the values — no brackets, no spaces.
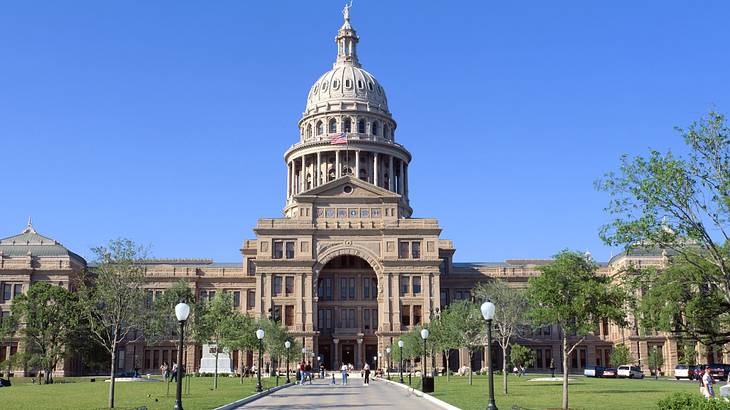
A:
238,377,444,409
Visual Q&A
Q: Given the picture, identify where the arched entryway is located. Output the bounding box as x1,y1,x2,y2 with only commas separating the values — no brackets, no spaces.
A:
316,254,379,370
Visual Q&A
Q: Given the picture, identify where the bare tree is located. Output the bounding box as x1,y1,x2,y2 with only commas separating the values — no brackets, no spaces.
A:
79,239,149,409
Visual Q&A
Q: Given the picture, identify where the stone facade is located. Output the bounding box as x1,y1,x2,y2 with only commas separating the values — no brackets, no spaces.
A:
3,7,729,379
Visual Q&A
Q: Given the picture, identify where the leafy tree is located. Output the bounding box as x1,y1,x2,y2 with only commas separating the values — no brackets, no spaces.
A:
219,312,257,383
195,292,235,389
0,310,18,377
473,280,529,394
509,344,535,369
428,307,461,382
678,343,698,366
79,239,150,409
609,344,633,368
446,300,484,385
527,250,626,410
648,346,665,379
597,111,730,344
10,282,81,384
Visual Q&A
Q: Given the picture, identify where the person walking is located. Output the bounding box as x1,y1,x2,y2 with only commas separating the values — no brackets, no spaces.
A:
171,362,178,382
305,361,313,385
549,359,556,378
701,367,716,398
160,362,169,381
340,362,348,385
363,362,371,385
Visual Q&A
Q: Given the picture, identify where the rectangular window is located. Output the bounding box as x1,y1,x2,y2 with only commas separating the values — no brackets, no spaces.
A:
413,305,422,325
371,208,381,217
153,350,160,369
340,278,348,300
602,319,609,336
273,241,284,259
411,242,421,259
247,259,256,276
209,290,215,300
285,241,295,259
349,278,356,299
363,309,370,330
285,305,294,326
285,276,294,296
337,208,347,218
349,309,356,328
2,284,11,301
401,275,409,296
413,276,421,294
326,208,335,218
440,290,448,307
232,291,241,308
363,277,370,299
147,290,154,307
13,284,22,298
536,349,544,369
360,209,369,218
402,306,411,326
274,276,282,296
162,350,169,367
398,241,409,259
144,350,151,369
318,278,332,300
247,290,255,309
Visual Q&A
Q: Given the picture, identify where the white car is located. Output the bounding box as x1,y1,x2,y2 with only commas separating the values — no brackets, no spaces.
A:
674,365,690,380
617,365,645,379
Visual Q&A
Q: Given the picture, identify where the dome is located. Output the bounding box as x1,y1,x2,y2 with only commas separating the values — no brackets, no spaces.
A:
302,6,390,117
305,65,388,114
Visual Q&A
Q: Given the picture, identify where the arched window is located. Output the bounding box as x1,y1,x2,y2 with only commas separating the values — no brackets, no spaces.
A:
316,121,324,135
372,121,379,136
358,119,365,133
345,79,352,89
306,124,312,138
343,118,352,133
359,168,368,180
384,125,390,139
329,119,337,133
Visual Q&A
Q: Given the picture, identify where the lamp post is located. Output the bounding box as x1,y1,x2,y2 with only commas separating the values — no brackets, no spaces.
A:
373,355,377,371
316,356,321,378
420,328,429,392
386,347,391,380
481,300,497,410
284,341,291,383
173,302,190,410
301,347,306,363
398,340,405,383
255,329,265,393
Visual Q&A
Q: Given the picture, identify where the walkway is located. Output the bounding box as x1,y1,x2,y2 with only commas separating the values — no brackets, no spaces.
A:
238,376,445,410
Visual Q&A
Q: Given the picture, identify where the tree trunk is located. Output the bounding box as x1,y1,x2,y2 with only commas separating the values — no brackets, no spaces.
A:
108,349,116,409
502,344,508,395
468,351,473,386
214,349,219,390
562,336,569,410
240,353,244,384
444,351,450,382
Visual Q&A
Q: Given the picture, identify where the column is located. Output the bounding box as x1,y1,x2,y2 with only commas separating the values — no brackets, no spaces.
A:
301,156,306,192
316,152,321,187
334,338,340,367
399,160,405,195
336,150,341,178
382,273,392,330
424,273,432,321
355,150,360,180
287,161,291,198
388,156,394,191
373,153,379,186
404,163,409,198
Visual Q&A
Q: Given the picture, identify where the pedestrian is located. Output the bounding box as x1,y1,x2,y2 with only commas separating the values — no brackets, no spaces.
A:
160,362,169,381
320,364,325,379
549,359,556,378
305,361,313,384
701,367,715,398
299,362,306,385
340,362,348,385
363,362,371,385
171,362,178,382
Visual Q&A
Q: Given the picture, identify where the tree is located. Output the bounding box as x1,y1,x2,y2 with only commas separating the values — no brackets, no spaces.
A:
428,306,461,382
219,312,257,384
473,280,529,394
509,344,534,370
678,343,698,366
195,292,235,389
79,239,150,409
597,111,730,344
0,309,19,377
609,344,633,368
527,250,626,410
447,300,484,385
10,282,81,384
648,346,665,379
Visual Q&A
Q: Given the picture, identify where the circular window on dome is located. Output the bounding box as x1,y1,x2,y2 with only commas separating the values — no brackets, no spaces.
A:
333,80,340,89
368,82,374,91
345,79,352,89
322,81,328,91
343,185,353,194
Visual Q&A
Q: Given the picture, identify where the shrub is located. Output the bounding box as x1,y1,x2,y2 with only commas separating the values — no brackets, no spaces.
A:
657,392,730,410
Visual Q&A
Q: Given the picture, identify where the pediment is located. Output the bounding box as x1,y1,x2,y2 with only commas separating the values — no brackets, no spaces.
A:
295,176,400,200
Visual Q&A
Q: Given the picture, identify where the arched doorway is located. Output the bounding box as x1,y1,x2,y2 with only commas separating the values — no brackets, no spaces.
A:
316,255,378,370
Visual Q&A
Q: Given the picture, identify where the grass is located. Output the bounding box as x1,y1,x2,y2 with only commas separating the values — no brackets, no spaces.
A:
404,374,701,410
0,374,284,410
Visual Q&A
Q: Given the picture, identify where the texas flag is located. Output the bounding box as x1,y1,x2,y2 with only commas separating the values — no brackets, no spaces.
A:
329,132,348,145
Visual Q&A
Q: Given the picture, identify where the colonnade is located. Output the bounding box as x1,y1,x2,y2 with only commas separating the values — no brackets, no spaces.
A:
286,149,409,200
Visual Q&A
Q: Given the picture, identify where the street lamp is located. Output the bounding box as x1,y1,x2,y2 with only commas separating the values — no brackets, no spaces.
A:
420,328,429,392
284,341,291,383
373,355,377,371
301,347,306,363
398,340,405,383
173,302,190,410
386,347,391,379
481,300,497,410
256,328,265,393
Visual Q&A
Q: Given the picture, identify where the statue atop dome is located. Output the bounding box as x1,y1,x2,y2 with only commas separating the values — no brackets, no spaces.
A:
343,1,352,22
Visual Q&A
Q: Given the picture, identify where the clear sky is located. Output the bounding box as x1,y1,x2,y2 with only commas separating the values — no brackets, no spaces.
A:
1,1,729,263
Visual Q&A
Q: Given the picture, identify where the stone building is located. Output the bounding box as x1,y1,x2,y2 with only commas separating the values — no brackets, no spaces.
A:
2,8,727,378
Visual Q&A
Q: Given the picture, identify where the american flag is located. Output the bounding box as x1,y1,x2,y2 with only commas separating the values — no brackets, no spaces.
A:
329,132,348,145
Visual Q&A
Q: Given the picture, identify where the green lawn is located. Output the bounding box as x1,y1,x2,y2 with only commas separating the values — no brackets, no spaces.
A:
0,375,284,410
404,374,701,410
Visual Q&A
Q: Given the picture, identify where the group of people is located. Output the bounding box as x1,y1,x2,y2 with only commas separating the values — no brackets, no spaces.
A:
298,361,324,384
159,362,181,382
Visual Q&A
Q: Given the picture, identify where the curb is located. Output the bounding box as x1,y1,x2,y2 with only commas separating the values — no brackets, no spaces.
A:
380,377,461,410
212,382,294,410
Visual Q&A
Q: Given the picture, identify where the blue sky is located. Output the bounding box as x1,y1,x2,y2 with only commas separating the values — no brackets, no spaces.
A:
1,1,729,263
